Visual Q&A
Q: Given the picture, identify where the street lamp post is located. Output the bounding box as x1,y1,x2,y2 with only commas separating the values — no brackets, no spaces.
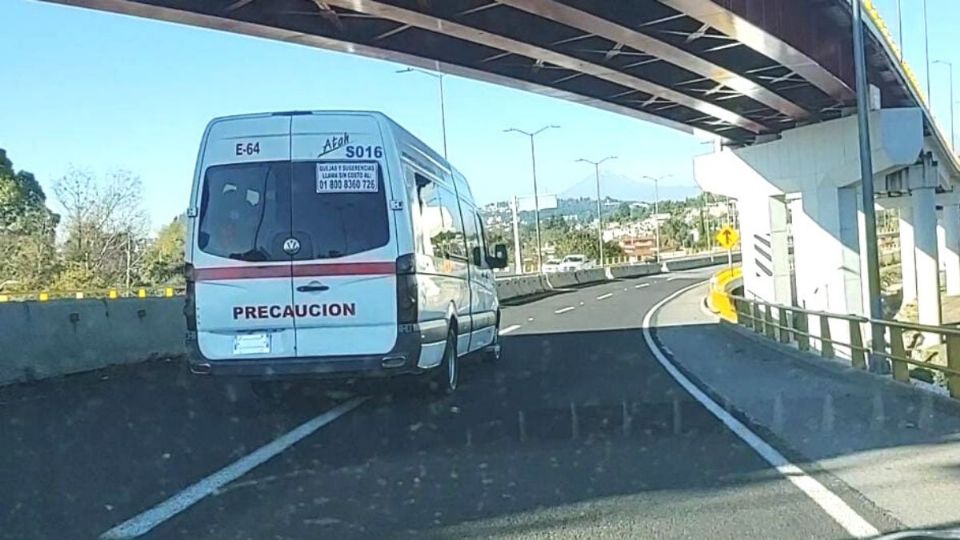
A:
852,0,886,370
641,174,671,263
934,60,956,151
924,0,932,103
505,125,559,271
896,0,903,59
397,67,448,159
576,156,617,266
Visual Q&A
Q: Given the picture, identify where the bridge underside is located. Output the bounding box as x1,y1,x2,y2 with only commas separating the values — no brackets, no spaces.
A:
47,0,925,146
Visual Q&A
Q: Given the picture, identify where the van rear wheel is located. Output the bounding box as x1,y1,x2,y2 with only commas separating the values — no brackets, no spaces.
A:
430,328,459,395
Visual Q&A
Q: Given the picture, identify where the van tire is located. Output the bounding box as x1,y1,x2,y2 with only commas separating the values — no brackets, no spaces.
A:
430,327,459,395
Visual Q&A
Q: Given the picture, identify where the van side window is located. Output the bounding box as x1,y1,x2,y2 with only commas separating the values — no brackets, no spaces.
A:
461,205,481,267
415,175,445,258
475,212,489,261
437,187,467,260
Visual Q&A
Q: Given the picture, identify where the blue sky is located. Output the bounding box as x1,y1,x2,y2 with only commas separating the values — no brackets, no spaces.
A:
0,0,957,227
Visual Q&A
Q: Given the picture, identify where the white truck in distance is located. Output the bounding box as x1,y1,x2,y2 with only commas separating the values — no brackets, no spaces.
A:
558,254,591,272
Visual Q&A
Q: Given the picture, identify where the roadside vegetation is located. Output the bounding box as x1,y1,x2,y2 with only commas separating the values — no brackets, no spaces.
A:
0,148,184,295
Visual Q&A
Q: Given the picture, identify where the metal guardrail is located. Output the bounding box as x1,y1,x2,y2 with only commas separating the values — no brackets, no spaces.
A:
728,294,960,399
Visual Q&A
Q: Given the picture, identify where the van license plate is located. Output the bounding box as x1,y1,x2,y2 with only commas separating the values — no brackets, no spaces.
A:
233,333,270,355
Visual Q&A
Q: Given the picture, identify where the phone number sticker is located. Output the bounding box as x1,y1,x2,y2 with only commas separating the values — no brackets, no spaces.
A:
316,162,379,193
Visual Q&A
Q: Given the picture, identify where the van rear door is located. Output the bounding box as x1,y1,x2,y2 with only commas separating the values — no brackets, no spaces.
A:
192,115,297,361
288,114,399,358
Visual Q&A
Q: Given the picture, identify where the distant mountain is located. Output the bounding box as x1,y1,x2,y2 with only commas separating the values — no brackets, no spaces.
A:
560,172,700,202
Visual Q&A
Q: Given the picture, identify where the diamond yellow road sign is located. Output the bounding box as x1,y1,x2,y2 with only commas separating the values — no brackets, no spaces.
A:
716,226,740,250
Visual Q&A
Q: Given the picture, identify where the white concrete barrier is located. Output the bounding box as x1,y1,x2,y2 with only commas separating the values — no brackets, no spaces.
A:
574,268,608,284
495,275,552,301
545,271,579,289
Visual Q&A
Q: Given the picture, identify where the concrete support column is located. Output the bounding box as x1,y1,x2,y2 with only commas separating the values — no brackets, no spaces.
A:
913,186,942,329
941,204,960,296
738,196,791,304
792,185,865,315
899,206,918,303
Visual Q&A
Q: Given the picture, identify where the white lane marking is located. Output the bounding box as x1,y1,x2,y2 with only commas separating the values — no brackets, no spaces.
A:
641,284,879,539
596,293,614,301
635,283,650,289
100,397,368,539
666,276,679,281
499,324,522,336
527,317,535,322
554,306,575,314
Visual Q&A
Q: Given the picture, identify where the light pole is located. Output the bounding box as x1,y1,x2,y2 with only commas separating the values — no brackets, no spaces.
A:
576,155,617,266
924,0,932,103
641,174,671,263
505,125,559,271
397,67,448,159
934,60,956,150
853,0,886,369
896,0,903,59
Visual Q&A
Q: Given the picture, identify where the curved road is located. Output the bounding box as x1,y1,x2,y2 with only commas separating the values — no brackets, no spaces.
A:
2,270,878,539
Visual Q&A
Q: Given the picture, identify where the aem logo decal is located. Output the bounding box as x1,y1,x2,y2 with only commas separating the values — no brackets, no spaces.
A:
233,303,357,319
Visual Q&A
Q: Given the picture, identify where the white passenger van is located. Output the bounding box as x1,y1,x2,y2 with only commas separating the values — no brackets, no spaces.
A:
184,111,508,394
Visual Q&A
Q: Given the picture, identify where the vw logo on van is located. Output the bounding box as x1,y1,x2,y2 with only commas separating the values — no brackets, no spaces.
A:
282,238,301,255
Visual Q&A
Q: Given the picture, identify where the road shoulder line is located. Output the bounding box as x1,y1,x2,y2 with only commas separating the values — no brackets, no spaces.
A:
641,283,879,539
99,397,368,539
499,324,522,335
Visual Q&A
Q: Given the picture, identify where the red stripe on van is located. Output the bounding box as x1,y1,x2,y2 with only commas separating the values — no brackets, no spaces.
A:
292,262,395,277
194,262,395,281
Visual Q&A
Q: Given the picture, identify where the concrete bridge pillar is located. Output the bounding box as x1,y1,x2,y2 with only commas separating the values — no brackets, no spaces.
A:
899,206,918,303
738,195,791,304
791,185,864,316
912,184,941,329
693,107,928,343
940,203,960,296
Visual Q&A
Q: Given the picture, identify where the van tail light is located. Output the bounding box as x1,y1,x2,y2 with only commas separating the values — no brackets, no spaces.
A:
396,254,418,325
184,263,197,332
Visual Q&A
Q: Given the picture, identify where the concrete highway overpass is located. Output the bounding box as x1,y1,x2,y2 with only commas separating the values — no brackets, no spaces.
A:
42,0,946,148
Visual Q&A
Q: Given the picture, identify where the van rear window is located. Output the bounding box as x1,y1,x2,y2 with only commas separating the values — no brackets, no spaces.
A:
198,161,389,262
198,162,292,262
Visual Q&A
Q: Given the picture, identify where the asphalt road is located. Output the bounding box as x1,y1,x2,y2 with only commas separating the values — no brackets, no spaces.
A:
2,270,863,539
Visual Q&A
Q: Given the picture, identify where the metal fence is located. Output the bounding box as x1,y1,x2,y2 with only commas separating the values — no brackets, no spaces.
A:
729,294,960,399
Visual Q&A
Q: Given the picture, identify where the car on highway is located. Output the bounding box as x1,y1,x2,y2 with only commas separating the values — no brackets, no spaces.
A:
558,254,591,272
541,258,562,273
184,110,508,394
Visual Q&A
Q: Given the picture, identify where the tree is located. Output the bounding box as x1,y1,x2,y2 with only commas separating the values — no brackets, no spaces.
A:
54,168,149,290
0,149,59,291
143,216,186,286
550,227,623,262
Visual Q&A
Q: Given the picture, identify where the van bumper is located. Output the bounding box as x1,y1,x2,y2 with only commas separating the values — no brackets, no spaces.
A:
186,321,446,379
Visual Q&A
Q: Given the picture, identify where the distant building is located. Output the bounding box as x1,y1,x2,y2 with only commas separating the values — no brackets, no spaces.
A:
618,236,658,261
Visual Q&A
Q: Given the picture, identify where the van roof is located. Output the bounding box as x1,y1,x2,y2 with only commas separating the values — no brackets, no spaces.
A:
206,110,458,179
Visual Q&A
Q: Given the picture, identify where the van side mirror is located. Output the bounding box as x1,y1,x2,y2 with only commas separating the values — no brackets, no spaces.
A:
488,244,508,269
